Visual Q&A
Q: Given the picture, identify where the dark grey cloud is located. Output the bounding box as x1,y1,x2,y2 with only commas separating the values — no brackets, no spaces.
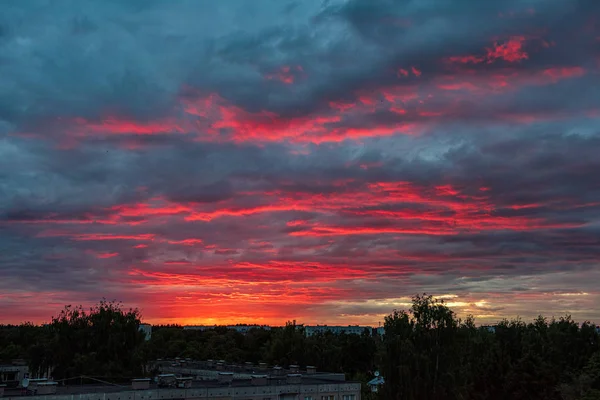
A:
1,0,599,325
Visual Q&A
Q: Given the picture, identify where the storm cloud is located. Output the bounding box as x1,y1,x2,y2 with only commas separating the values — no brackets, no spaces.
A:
1,0,599,325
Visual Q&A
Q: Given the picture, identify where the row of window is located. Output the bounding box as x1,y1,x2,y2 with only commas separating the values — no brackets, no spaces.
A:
302,395,356,400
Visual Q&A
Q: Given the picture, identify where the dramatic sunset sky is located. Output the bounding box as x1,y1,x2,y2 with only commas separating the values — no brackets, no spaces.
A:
1,0,600,326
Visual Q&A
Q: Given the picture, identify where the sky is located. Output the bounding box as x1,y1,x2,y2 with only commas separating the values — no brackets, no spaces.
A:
1,0,600,327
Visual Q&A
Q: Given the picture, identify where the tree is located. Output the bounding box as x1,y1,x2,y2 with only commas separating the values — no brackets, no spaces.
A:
48,300,146,380
381,294,461,400
560,352,600,400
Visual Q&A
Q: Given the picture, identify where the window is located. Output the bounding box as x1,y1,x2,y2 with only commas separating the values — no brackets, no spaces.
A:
304,397,313,400
321,396,335,400
342,396,356,400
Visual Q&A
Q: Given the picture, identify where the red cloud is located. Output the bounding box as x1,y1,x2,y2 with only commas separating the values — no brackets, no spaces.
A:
84,249,120,259
447,36,528,65
70,117,186,135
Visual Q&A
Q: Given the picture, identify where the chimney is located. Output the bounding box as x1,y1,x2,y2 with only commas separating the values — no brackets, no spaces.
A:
216,361,224,371
306,366,317,374
289,365,299,373
251,375,268,386
259,362,268,371
287,374,302,384
207,359,214,368
218,372,234,384
272,366,284,376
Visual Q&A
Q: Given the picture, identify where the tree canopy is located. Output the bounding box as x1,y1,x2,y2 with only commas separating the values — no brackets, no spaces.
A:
1,300,146,381
380,294,600,400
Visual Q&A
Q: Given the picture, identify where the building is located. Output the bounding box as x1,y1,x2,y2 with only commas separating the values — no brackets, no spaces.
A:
183,325,272,334
2,360,360,400
374,327,385,336
139,323,152,341
227,325,272,334
182,324,387,337
0,360,29,386
303,325,371,337
182,325,213,332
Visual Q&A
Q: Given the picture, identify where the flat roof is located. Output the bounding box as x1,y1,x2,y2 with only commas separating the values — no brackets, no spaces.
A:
2,377,359,397
155,360,340,378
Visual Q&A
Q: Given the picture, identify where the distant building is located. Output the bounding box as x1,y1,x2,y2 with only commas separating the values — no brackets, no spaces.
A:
227,325,271,334
182,325,212,331
303,325,371,337
183,325,271,334
481,325,496,333
182,323,385,337
139,323,152,341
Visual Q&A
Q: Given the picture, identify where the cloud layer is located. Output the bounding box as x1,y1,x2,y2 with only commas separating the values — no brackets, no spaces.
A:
1,0,600,325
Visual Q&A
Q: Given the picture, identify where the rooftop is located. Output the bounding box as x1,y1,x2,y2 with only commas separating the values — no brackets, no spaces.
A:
2,376,359,398
154,359,340,379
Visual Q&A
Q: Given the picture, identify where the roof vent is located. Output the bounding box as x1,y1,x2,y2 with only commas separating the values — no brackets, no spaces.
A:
251,374,268,386
306,366,317,374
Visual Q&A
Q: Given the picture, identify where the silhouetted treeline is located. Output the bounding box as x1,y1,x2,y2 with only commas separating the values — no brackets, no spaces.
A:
1,295,599,399
381,294,600,400
0,300,147,382
148,322,378,376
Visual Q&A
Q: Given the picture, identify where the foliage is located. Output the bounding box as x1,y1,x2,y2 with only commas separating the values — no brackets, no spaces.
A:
146,320,378,375
0,300,146,380
1,294,599,400
381,294,600,400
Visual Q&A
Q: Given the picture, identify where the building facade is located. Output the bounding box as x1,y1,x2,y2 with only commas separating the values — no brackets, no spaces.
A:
139,324,152,341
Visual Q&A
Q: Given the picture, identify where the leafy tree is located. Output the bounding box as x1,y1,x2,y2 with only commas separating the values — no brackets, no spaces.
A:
48,300,146,380
381,294,600,400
